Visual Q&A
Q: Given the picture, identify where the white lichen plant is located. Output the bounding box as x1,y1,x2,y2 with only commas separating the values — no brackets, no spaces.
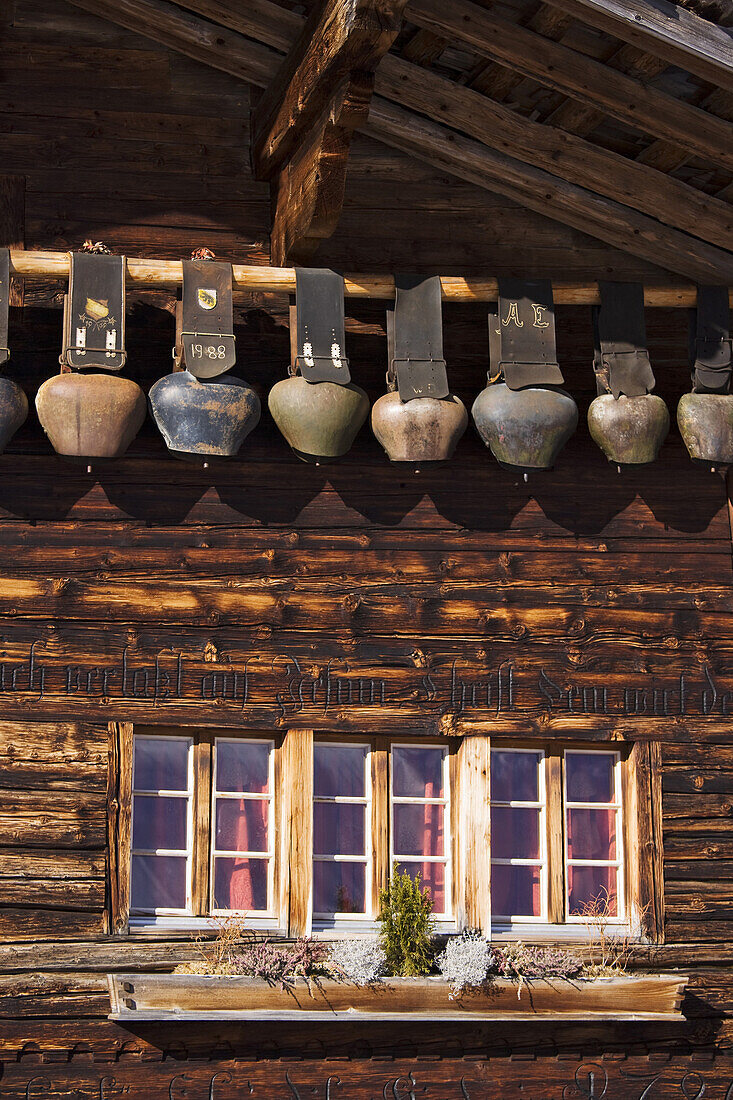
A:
328,937,388,986
436,929,494,998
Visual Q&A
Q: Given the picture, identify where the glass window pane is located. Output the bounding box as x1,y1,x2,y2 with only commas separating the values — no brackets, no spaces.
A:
131,854,187,910
491,806,540,860
314,802,365,856
213,857,269,911
491,863,542,918
313,861,366,914
568,865,618,917
215,799,268,853
393,803,444,857
566,752,615,803
397,861,445,913
134,738,188,792
491,751,541,802
216,741,270,794
314,744,366,798
132,795,187,851
392,747,444,798
567,808,616,861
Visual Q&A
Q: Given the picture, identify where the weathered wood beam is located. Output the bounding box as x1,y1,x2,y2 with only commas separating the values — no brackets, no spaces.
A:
407,0,733,174
65,0,282,86
542,0,733,92
251,0,408,180
269,74,373,266
375,55,733,253
366,98,733,284
9,240,733,302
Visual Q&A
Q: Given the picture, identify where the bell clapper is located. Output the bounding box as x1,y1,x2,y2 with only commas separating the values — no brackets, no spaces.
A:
203,461,209,470
523,471,528,483
617,465,621,475
86,464,92,475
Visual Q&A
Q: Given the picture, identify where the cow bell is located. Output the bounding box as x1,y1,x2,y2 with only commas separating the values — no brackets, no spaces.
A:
0,378,28,453
268,375,369,462
587,393,670,466
472,383,578,472
371,392,467,463
149,371,260,460
36,372,147,458
677,392,733,468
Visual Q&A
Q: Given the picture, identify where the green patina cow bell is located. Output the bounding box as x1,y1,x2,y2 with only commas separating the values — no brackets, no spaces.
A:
371,392,468,463
36,372,147,458
149,371,261,460
268,376,369,462
471,383,578,471
677,392,733,468
587,393,670,466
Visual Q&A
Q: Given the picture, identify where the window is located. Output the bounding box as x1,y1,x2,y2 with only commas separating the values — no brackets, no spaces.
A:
114,727,660,942
129,731,277,921
311,739,452,926
490,747,626,929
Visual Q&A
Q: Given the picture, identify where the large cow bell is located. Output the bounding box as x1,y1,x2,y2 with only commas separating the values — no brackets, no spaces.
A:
472,383,578,472
36,372,146,458
0,378,28,453
371,392,467,463
587,393,669,466
149,370,260,460
268,375,369,463
677,392,733,468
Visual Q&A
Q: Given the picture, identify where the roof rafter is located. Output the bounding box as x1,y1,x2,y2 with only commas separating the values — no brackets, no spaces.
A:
406,0,733,174
64,0,733,281
542,0,733,92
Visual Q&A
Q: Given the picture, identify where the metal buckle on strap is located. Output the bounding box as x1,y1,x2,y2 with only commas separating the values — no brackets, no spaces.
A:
497,278,564,390
294,268,351,385
61,251,127,371
387,275,449,402
692,285,731,393
177,259,236,378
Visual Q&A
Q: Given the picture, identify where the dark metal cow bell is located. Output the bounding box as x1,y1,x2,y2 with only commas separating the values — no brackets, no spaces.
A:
677,286,733,470
0,249,29,453
149,371,261,460
587,283,669,466
149,254,260,460
268,269,368,462
472,282,578,474
372,275,467,463
36,250,146,459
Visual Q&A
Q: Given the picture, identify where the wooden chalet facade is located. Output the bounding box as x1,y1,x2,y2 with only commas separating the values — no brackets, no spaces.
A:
2,0,733,1095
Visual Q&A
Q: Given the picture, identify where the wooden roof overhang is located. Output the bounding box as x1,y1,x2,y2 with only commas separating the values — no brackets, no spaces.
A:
62,0,733,281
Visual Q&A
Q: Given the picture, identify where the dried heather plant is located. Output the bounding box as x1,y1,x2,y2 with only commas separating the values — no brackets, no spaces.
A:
174,915,250,976
578,888,644,977
234,937,329,988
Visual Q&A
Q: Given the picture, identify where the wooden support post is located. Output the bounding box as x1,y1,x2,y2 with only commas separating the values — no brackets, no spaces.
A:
0,176,25,308
269,73,373,267
108,721,133,936
371,737,390,916
281,728,313,937
626,741,665,942
456,734,491,933
252,0,408,264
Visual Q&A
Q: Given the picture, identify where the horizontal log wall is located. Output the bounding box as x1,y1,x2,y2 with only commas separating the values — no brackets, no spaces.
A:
2,0,733,1093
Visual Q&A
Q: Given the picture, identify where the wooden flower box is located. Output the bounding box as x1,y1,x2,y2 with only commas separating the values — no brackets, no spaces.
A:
107,972,687,1022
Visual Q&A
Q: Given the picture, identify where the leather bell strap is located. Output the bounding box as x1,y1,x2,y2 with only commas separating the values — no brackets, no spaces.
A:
294,268,351,385
497,278,563,390
177,258,236,379
691,285,732,394
386,275,449,402
592,281,655,398
62,251,126,371
0,249,9,367
487,303,502,382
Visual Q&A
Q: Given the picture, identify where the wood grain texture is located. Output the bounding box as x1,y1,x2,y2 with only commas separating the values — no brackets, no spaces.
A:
456,735,490,932
0,174,25,307
281,727,313,936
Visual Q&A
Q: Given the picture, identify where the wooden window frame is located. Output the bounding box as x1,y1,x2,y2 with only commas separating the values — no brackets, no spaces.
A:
109,725,663,944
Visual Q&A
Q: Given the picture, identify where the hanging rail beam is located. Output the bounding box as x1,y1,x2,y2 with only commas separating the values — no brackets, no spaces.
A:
7,250,733,307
